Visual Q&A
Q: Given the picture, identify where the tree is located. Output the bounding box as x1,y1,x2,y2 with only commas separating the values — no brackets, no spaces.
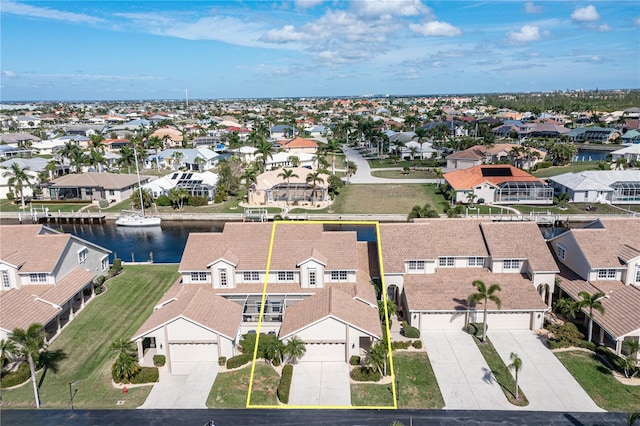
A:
89,134,105,152
168,187,189,210
2,163,33,209
110,338,139,383
378,299,397,322
407,203,438,220
0,338,17,367
118,146,136,174
305,171,325,203
85,149,106,172
255,139,274,170
130,188,154,210
345,160,357,183
263,339,285,365
553,297,579,320
577,291,607,343
9,323,46,408
284,336,306,364
624,339,640,360
434,168,443,186
467,280,502,343
548,142,577,166
323,139,342,174
366,339,389,376
621,356,639,379
466,192,478,207
277,168,299,205
508,352,523,400
171,151,184,171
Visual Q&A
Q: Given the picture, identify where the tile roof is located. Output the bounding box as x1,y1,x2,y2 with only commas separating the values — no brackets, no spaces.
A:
0,225,70,273
403,269,547,312
444,165,545,190
281,136,318,148
50,172,143,190
446,144,546,161
567,218,640,268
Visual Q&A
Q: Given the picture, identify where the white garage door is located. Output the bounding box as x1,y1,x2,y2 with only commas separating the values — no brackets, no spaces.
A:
421,312,466,331
302,343,345,362
486,313,531,330
170,343,218,365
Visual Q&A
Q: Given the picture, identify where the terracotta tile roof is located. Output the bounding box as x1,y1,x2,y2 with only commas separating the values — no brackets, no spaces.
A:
569,218,640,268
403,269,547,312
279,287,381,339
480,222,559,272
444,165,545,190
0,225,70,273
37,269,96,306
281,136,318,148
50,172,142,190
379,220,489,273
133,282,243,340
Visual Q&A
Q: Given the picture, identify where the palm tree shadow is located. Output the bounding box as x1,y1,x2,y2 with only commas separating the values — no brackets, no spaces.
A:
37,349,68,388
482,367,517,398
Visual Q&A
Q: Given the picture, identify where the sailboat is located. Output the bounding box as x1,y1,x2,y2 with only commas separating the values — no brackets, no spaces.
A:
115,147,161,227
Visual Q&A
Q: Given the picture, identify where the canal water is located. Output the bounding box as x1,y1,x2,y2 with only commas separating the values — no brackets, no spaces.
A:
574,148,610,162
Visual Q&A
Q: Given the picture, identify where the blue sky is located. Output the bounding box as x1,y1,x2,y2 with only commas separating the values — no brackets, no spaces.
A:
1,1,639,101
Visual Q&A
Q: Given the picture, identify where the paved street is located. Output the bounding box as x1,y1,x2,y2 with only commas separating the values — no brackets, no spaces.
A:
342,145,438,184
288,362,351,407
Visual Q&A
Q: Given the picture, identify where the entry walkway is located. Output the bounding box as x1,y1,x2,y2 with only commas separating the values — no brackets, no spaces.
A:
138,363,218,409
423,330,514,410
489,330,603,412
288,362,351,406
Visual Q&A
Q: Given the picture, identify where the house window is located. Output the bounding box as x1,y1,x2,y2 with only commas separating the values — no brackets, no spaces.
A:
597,269,617,280
438,257,455,267
309,269,316,287
277,271,295,281
408,260,425,271
77,248,88,264
503,259,520,270
190,272,207,282
29,273,47,283
636,266,640,283
219,269,228,287
85,188,93,195
468,257,484,267
109,190,115,196
271,302,282,313
243,271,260,282
1,271,9,289
330,270,348,281
101,257,109,272
557,244,566,261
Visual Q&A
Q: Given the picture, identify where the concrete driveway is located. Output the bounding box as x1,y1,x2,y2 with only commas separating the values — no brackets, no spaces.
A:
138,363,218,409
489,330,603,412
288,362,351,406
423,330,514,410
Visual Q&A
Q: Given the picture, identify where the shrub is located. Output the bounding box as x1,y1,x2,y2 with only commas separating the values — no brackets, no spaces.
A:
412,340,423,349
110,258,122,277
0,362,31,388
349,355,361,366
218,356,227,366
239,333,277,359
546,322,589,349
214,190,227,204
391,340,412,350
350,366,381,382
152,355,166,367
401,324,420,339
155,194,171,206
226,353,252,369
188,195,208,207
277,364,293,403
272,356,281,367
536,161,553,169
129,367,159,384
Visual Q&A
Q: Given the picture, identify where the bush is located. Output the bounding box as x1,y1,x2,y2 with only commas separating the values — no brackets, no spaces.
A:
214,190,227,204
110,258,122,277
218,356,227,366
226,353,252,369
155,194,171,206
350,366,381,382
129,367,159,384
401,324,420,339
239,333,277,359
391,340,412,350
0,362,31,388
546,322,590,350
536,161,553,169
272,356,281,367
188,195,208,207
277,364,293,403
412,340,423,349
349,355,361,366
153,355,166,367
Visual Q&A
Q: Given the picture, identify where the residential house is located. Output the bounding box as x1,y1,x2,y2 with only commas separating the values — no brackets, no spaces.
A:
444,164,553,205
279,136,319,155
0,225,111,342
265,152,316,170
548,218,640,358
250,167,330,207
143,171,219,202
611,144,640,163
46,172,152,203
446,144,547,170
146,148,219,171
151,127,183,148
572,127,621,144
548,170,640,204
0,133,41,149
621,130,640,144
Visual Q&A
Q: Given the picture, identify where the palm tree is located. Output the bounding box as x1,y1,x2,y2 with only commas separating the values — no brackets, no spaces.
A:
168,187,189,210
323,139,341,174
110,338,139,383
277,168,299,205
284,336,306,364
89,133,105,152
407,203,438,220
118,146,136,174
264,339,285,365
2,163,33,210
378,299,397,323
467,279,502,343
553,297,579,320
508,352,523,400
578,291,607,343
434,168,444,186
171,151,184,171
366,340,389,376
624,339,640,360
9,323,46,408
86,149,106,172
466,192,478,207
305,171,325,204
255,139,274,170
0,338,17,367
408,146,419,163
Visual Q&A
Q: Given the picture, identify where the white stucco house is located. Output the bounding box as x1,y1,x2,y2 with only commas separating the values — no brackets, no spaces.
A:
548,170,640,205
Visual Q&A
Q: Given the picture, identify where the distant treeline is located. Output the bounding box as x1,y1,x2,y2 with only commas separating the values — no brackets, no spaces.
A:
484,90,640,114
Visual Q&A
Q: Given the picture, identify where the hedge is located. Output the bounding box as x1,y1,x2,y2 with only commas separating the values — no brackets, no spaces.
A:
0,362,31,388
277,364,293,403
350,366,381,382
391,340,412,350
129,367,159,384
349,355,361,366
226,353,252,369
153,355,166,367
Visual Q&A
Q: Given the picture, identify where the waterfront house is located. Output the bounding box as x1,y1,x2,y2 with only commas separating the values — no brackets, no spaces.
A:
279,136,319,155
611,144,640,163
446,143,546,170
250,167,330,207
142,170,219,202
548,170,640,205
47,172,152,203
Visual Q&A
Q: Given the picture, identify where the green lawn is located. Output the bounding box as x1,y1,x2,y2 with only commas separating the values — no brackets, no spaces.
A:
0,265,179,409
370,169,437,179
207,362,280,408
350,351,445,409
0,199,90,213
531,162,602,178
555,350,640,412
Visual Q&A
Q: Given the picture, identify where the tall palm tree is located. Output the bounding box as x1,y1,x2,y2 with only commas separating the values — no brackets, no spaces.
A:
305,171,325,204
366,340,389,376
170,151,184,171
624,339,640,360
578,291,607,343
110,338,139,383
508,352,523,400
58,141,81,171
277,168,299,205
255,139,274,170
9,323,46,408
2,163,33,210
89,133,105,152
285,336,306,364
467,280,502,343
118,146,136,174
466,192,478,207
86,149,106,172
323,139,341,174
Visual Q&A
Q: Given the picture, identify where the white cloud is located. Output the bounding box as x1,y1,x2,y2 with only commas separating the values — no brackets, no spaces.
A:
2,71,17,78
571,5,600,22
2,1,104,24
524,2,542,14
352,0,432,18
409,21,462,37
507,25,541,43
597,24,611,32
294,0,325,9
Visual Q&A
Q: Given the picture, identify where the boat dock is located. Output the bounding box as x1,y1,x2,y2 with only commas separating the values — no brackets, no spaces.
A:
19,208,106,224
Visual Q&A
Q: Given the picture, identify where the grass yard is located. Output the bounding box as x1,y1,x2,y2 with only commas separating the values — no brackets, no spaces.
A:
555,350,640,412
0,199,90,213
207,362,280,408
531,162,602,178
370,169,437,179
0,265,179,409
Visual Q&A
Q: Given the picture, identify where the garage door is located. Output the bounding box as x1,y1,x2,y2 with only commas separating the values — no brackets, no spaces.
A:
486,313,531,330
170,343,217,365
302,343,345,362
421,312,466,331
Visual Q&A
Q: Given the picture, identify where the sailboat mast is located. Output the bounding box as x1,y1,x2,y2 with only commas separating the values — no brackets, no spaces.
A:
134,147,145,217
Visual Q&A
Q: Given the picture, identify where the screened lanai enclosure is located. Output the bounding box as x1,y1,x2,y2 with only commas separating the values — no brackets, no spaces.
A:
610,181,640,204
494,181,554,204
264,183,327,204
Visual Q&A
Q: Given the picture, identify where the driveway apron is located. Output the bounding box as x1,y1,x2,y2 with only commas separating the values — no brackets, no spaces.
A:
423,330,514,410
288,362,351,406
138,363,218,409
489,330,603,412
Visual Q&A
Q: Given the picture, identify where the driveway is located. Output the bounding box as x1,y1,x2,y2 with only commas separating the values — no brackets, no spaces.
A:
489,330,603,412
423,330,514,410
138,363,218,409
288,362,351,406
342,145,437,184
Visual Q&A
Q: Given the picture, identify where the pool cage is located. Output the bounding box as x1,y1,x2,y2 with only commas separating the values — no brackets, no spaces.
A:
265,183,326,203
611,181,640,203
494,181,553,203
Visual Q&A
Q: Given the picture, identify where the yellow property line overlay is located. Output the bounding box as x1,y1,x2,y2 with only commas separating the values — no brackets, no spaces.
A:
246,220,397,409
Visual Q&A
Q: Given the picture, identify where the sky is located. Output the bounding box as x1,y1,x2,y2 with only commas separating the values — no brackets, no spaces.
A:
1,1,639,101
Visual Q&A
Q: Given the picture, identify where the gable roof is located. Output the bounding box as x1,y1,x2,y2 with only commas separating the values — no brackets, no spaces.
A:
1,225,70,273
50,172,145,190
444,165,545,190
